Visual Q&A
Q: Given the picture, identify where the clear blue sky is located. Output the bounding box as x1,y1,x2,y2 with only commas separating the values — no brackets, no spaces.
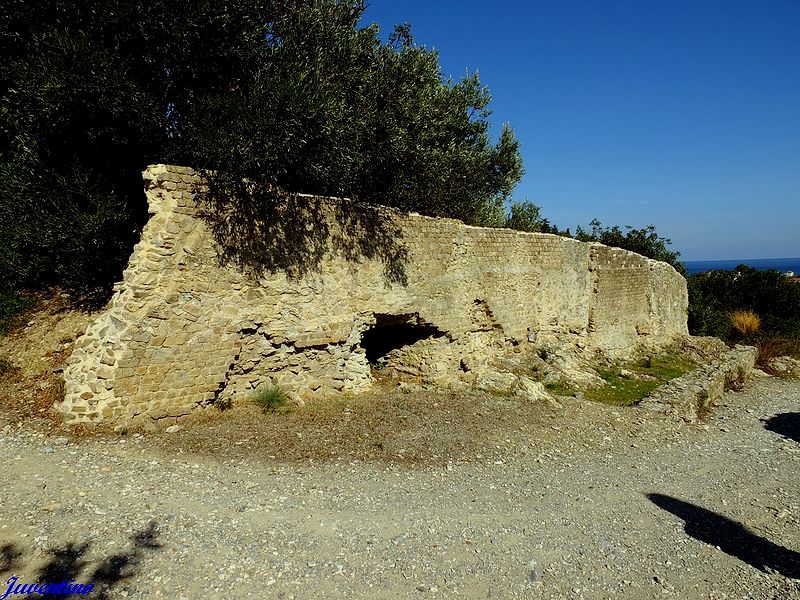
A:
362,1,799,261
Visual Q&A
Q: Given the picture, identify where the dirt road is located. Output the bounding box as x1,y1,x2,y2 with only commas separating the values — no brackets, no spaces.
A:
1,377,798,599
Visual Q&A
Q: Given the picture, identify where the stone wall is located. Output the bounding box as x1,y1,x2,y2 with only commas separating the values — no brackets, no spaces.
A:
57,165,689,426
639,345,758,421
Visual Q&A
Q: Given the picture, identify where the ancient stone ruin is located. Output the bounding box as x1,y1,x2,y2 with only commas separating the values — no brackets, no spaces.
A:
58,165,689,426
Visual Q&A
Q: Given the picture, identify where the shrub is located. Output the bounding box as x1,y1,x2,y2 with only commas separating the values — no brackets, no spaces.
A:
504,201,548,233
0,357,20,379
688,266,800,342
0,291,35,334
253,385,289,412
755,335,800,372
729,310,760,337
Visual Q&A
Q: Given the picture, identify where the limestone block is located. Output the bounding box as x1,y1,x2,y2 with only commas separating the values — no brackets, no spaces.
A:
473,368,518,395
767,355,800,375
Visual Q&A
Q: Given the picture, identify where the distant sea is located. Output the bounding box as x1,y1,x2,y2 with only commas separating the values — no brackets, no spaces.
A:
682,257,800,276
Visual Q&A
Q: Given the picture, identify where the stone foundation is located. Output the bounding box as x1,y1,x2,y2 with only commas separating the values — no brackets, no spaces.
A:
639,345,758,421
58,164,689,426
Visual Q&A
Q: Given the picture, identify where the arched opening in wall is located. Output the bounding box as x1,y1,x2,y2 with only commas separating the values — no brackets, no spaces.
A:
361,313,445,368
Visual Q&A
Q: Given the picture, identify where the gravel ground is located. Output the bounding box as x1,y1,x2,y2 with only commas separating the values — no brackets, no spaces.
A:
1,376,798,599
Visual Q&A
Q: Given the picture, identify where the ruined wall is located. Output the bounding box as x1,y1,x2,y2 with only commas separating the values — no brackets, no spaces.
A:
58,165,688,426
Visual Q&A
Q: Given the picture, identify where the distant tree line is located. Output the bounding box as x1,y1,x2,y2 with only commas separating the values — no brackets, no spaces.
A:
500,205,686,276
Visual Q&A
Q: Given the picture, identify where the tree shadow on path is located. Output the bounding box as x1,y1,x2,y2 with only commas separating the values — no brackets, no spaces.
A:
763,412,800,443
648,494,800,579
0,542,23,578
0,521,162,599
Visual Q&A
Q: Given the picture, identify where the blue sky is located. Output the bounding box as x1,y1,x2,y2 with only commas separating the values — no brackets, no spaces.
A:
362,1,799,260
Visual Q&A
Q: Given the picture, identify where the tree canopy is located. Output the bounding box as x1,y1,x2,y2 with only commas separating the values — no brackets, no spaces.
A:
0,0,523,297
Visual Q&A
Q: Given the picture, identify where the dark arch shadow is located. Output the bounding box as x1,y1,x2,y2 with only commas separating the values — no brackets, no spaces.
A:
763,412,800,443
648,494,800,579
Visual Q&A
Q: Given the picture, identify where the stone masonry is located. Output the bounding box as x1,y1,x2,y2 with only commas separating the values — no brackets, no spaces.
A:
57,165,689,426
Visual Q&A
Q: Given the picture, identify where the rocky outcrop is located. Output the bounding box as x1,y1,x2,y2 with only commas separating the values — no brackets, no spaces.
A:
767,356,800,376
58,165,689,427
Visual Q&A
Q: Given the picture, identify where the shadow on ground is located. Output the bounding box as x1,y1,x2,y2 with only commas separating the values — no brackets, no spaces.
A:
0,521,161,599
648,493,800,579
763,412,800,443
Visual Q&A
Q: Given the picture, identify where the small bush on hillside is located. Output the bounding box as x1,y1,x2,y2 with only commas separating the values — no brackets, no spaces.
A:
755,335,800,372
729,310,760,337
0,357,20,379
253,384,289,412
0,291,35,334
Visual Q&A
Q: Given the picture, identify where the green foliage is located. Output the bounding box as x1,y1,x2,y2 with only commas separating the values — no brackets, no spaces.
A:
544,381,575,396
1,2,164,295
574,219,686,275
183,4,524,244
504,201,546,233
585,352,695,406
253,384,289,412
0,290,34,334
499,200,571,235
687,266,800,349
1,0,523,297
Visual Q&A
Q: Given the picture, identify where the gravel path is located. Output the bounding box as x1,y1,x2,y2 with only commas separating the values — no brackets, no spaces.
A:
1,377,798,599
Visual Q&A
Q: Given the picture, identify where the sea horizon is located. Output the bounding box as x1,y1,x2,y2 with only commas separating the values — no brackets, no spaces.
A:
682,257,800,276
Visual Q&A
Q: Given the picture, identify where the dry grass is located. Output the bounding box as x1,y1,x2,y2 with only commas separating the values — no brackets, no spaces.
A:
729,310,760,337
148,384,567,466
0,291,93,432
756,335,800,374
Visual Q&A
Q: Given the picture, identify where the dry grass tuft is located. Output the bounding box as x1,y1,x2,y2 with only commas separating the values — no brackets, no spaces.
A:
729,310,760,337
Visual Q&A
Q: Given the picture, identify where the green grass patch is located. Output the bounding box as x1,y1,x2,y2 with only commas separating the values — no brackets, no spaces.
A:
585,369,662,406
253,384,290,413
585,351,697,407
633,352,696,380
545,381,576,396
